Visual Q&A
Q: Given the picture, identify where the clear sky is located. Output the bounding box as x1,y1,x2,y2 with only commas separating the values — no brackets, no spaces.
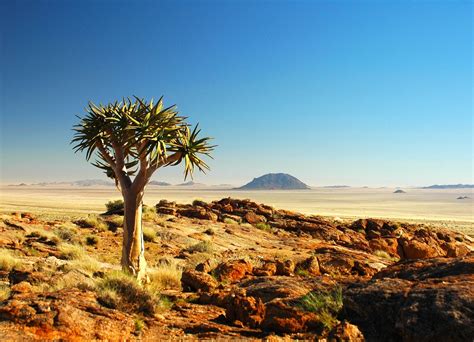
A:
0,0,472,187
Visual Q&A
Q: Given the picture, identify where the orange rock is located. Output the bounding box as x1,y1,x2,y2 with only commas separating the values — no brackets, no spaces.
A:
214,259,253,282
244,212,267,224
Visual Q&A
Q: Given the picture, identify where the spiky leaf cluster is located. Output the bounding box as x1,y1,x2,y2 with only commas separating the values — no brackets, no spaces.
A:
72,96,215,183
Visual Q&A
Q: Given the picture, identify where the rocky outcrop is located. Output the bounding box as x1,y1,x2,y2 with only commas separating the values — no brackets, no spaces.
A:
0,288,135,341
344,256,474,341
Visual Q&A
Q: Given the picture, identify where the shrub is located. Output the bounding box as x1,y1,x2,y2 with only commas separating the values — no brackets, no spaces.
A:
204,228,215,235
54,224,79,242
27,229,60,246
373,250,399,262
105,199,124,212
134,318,145,334
223,217,238,225
148,259,182,292
96,271,155,316
142,206,157,222
75,215,108,231
106,216,123,232
255,222,272,232
0,284,10,301
156,230,177,241
296,287,343,330
62,256,102,276
86,235,98,246
185,240,213,253
143,227,156,242
0,249,19,271
58,243,86,260
192,199,207,207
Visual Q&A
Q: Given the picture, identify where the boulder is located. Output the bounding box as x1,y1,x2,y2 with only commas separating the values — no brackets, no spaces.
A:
213,259,253,282
178,208,218,221
244,212,267,224
223,289,265,328
275,259,295,276
296,256,320,276
181,270,219,292
328,321,365,341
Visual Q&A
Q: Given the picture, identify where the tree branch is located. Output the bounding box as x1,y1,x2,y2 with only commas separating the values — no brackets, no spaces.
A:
96,141,117,170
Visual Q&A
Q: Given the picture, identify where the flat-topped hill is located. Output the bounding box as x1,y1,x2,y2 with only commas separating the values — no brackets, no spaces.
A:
239,173,310,190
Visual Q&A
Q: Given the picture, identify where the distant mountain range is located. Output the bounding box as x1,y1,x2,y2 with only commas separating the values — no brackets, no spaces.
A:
238,173,310,190
148,181,172,186
177,181,207,187
421,184,474,189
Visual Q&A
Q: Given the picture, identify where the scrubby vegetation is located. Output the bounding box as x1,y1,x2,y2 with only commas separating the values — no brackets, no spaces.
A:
0,249,20,271
105,199,124,213
255,222,272,232
185,240,214,253
296,287,343,330
75,215,108,231
59,243,87,260
96,271,156,316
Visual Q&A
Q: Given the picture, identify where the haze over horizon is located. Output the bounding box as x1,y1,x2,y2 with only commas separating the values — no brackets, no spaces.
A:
1,1,472,187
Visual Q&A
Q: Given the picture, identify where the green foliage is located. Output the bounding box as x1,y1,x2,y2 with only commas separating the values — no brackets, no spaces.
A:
71,96,215,182
185,240,213,253
134,318,145,334
105,200,124,212
296,287,343,330
223,217,238,225
255,222,272,232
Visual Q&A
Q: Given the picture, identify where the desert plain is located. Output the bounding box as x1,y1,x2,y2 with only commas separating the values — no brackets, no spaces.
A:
1,185,472,235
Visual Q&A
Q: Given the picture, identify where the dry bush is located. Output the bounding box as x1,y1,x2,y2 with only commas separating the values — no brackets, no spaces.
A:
54,223,79,243
75,215,108,231
142,206,157,222
143,227,156,242
185,240,214,253
27,229,60,246
147,259,182,292
58,243,86,260
96,271,155,316
0,249,20,271
0,284,11,301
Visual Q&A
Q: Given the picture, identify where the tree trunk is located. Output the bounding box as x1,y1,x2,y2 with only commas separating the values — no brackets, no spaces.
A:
121,190,148,283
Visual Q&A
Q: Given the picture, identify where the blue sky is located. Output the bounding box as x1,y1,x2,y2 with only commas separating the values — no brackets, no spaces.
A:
0,0,472,186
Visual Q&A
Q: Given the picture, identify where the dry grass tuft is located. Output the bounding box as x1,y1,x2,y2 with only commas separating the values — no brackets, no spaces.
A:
58,243,86,260
75,215,108,231
96,271,155,316
0,249,20,271
0,284,11,301
147,259,182,292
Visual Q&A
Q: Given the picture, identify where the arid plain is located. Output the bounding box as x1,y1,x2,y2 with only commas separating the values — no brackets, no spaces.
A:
1,185,472,235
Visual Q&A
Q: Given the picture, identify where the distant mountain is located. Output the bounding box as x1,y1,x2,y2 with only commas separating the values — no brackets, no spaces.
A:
177,181,206,187
148,181,171,186
422,184,474,189
72,179,114,186
238,173,310,190
394,189,406,193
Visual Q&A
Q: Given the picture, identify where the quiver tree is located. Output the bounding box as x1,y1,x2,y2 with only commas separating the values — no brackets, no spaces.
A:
72,96,214,282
